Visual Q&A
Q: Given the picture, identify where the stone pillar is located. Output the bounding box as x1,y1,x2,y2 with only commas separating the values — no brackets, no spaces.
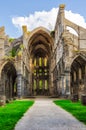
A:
59,78,62,95
84,65,86,93
36,78,39,95
29,58,33,96
61,75,65,95
58,78,60,95
42,57,44,67
76,69,79,95
0,27,5,59
49,73,53,95
65,69,71,97
36,58,39,93
0,72,6,103
16,74,22,98
21,77,25,97
42,79,44,95
42,69,45,93
9,76,12,98
48,58,54,96
1,71,5,95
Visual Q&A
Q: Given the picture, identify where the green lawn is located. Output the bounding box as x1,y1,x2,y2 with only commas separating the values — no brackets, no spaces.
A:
0,100,34,130
54,100,86,125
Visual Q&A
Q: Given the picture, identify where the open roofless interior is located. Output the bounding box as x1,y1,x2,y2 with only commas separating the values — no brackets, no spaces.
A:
0,5,86,101
29,30,53,95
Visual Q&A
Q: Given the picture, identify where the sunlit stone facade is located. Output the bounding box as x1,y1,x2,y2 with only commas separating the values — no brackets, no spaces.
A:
0,5,86,101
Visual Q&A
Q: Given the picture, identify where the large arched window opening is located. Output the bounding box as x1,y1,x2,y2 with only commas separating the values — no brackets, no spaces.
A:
32,53,49,95
70,55,86,98
1,62,17,99
28,27,53,96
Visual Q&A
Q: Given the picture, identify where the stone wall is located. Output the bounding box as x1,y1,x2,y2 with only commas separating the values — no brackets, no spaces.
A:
0,4,86,100
53,4,86,98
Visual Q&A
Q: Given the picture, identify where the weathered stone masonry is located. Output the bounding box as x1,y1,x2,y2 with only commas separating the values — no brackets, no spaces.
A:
0,4,86,101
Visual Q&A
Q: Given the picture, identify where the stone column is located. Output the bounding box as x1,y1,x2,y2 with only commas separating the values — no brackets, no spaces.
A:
1,71,5,96
0,72,6,103
84,65,86,93
21,77,25,97
29,58,33,96
36,57,39,93
16,73,22,98
61,75,65,95
42,57,44,67
57,78,60,95
76,69,79,95
56,79,58,94
48,58,54,96
59,78,62,95
65,69,71,97
42,69,45,94
36,78,39,95
0,77,6,104
0,27,5,60
9,76,12,98
66,73,71,95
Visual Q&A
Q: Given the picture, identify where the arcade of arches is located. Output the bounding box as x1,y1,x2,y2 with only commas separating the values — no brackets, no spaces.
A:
29,30,53,96
0,62,17,101
0,4,86,102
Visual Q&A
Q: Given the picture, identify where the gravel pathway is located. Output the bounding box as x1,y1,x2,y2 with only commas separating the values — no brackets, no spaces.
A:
15,98,86,130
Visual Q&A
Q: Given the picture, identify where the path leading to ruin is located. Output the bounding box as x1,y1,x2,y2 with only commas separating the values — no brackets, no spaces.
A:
15,98,86,130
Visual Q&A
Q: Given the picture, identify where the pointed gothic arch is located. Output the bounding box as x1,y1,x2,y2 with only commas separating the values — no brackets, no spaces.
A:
28,27,54,96
0,61,17,99
70,55,86,97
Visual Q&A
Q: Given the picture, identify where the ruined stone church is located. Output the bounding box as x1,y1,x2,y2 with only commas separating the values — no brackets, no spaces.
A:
0,4,86,101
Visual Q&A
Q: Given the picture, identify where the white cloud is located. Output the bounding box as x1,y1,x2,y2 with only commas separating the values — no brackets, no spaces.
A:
12,8,86,34
12,8,58,32
65,10,86,28
65,10,86,35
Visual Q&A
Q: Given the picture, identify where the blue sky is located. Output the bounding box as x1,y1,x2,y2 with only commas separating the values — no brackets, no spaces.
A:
0,0,86,38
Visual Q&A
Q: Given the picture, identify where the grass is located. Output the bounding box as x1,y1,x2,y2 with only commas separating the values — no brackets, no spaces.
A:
0,100,34,130
54,99,86,125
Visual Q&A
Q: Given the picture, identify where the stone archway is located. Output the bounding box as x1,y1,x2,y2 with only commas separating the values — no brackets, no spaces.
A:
28,27,53,96
0,61,17,99
70,55,86,98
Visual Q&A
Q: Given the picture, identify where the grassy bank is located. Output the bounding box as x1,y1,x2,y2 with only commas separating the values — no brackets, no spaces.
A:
0,100,34,130
54,100,86,124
